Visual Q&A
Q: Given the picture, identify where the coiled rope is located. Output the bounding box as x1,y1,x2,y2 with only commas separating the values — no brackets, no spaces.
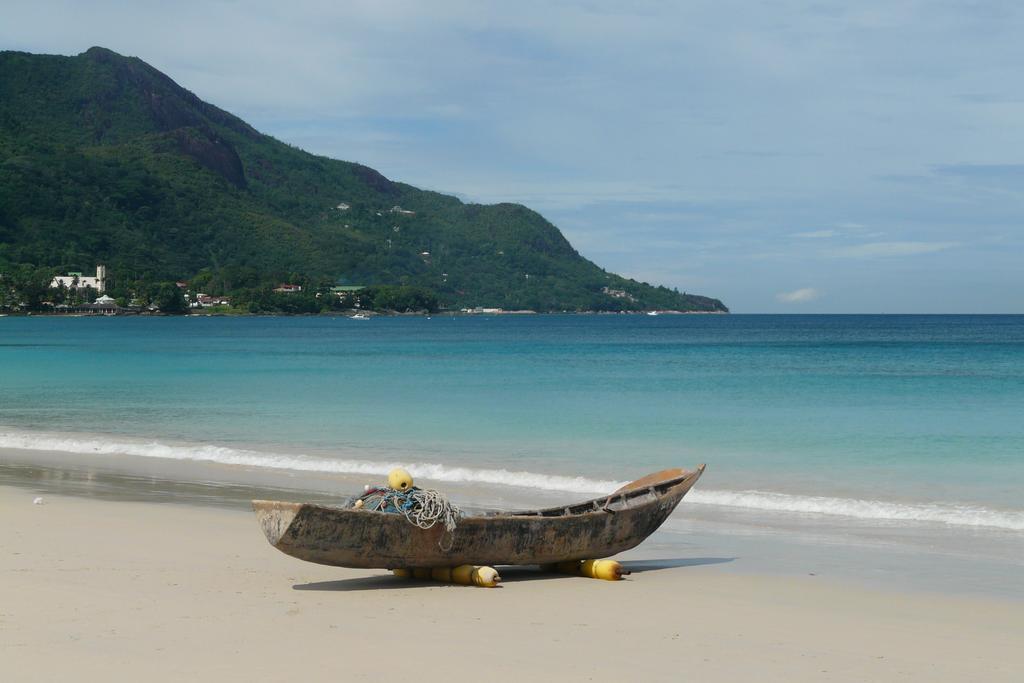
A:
359,487,461,541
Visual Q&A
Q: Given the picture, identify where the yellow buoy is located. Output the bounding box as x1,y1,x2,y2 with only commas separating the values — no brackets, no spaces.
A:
353,498,364,509
387,467,414,491
452,564,476,585
472,566,501,587
397,565,500,587
543,559,626,580
580,559,624,581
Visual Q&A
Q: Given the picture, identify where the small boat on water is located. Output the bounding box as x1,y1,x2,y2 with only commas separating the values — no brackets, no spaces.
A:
349,312,370,320
253,465,704,568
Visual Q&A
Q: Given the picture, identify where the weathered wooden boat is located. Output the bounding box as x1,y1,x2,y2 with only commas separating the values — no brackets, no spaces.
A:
253,465,704,568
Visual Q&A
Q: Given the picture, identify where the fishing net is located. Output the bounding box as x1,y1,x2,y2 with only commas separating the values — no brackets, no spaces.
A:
358,486,461,536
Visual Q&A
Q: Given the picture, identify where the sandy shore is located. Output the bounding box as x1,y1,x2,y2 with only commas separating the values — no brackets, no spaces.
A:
2,486,1020,682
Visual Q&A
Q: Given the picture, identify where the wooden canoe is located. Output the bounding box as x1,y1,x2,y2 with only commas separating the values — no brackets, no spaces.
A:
253,465,704,568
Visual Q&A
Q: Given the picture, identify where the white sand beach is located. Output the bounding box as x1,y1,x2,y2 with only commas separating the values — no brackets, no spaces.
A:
2,486,1021,682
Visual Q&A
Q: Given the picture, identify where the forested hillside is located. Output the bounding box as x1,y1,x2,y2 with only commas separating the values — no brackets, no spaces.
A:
0,47,727,312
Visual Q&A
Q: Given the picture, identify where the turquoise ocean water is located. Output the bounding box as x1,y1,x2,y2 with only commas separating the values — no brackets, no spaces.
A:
2,314,1023,593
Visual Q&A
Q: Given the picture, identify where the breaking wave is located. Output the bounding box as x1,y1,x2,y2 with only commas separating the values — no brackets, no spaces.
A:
687,489,1024,531
3,429,1022,531
0,430,624,494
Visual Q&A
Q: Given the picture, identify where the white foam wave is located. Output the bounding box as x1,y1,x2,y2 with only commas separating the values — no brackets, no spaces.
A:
3,430,1022,531
688,489,1024,531
0,431,623,494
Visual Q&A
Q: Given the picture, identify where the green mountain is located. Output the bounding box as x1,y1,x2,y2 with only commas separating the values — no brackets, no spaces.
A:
0,47,727,312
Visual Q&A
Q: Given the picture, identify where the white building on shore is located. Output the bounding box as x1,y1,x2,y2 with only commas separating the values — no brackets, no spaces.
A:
52,265,106,293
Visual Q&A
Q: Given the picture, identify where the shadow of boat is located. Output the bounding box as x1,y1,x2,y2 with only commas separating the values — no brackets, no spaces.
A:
291,556,735,592
621,557,735,572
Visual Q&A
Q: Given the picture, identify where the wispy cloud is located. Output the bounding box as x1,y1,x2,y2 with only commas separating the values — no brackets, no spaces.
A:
956,93,1024,105
927,164,1024,196
827,241,958,258
932,164,1024,180
776,287,821,303
792,229,838,238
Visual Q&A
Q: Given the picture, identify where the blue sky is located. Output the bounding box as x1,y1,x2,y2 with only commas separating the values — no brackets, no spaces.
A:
4,1,1023,311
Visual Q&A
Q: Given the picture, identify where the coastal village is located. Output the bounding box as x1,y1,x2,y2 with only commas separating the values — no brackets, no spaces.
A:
0,262,718,317
0,264,695,316
16,265,371,315
1,264,539,316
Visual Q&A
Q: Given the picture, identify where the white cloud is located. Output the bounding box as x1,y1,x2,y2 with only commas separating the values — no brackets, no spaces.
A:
792,229,838,238
827,241,958,258
776,287,821,303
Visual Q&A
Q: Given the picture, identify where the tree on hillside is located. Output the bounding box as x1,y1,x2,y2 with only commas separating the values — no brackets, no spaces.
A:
149,282,188,313
9,265,54,310
358,285,439,313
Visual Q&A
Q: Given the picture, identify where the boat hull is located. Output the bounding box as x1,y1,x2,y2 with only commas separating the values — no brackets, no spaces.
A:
253,465,704,568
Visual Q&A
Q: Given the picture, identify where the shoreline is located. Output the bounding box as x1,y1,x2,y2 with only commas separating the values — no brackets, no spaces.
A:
4,448,1024,603
0,307,730,318
2,484,1021,681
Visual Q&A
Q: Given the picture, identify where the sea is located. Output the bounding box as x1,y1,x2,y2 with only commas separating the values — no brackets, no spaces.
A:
2,314,1022,597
